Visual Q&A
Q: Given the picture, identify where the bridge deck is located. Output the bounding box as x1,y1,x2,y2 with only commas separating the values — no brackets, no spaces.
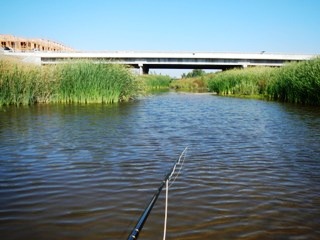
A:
2,51,317,73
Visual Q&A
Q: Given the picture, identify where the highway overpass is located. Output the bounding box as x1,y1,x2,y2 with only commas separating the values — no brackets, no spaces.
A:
2,51,317,74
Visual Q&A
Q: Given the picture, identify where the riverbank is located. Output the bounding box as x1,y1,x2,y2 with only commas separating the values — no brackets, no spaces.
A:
0,57,137,105
207,57,320,105
169,57,320,105
1,56,320,106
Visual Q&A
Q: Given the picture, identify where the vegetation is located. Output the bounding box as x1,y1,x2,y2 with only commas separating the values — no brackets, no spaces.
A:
181,69,206,78
207,58,320,105
55,61,136,103
2,55,320,106
0,57,51,105
207,67,274,96
0,57,136,106
170,76,208,90
266,58,320,105
137,74,172,90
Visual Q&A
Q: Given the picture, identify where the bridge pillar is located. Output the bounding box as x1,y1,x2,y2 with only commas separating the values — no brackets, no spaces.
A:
138,63,143,75
138,63,149,75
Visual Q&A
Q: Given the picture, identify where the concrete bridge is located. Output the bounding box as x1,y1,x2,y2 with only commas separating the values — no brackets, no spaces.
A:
2,51,317,74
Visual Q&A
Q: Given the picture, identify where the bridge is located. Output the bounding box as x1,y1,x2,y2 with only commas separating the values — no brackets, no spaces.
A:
2,51,317,74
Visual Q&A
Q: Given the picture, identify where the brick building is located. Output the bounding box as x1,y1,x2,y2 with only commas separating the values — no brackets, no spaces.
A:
0,34,74,52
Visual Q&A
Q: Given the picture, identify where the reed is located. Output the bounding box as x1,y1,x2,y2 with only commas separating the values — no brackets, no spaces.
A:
0,57,136,106
207,67,273,96
170,76,208,90
137,74,172,90
55,61,136,103
0,56,45,105
207,58,320,105
266,58,320,105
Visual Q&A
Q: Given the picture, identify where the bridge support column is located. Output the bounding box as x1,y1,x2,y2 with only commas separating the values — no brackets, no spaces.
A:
138,63,149,75
138,63,143,75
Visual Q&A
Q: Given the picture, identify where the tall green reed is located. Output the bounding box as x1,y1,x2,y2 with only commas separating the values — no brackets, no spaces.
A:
55,61,137,103
208,58,320,105
267,58,320,105
207,67,273,96
0,57,137,106
0,57,45,106
137,74,172,90
170,76,208,90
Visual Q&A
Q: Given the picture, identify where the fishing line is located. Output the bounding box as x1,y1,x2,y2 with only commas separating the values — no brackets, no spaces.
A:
163,179,169,240
168,147,187,188
127,147,188,240
163,146,187,240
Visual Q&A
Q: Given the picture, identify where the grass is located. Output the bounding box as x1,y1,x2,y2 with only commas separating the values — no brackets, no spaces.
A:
207,58,320,105
266,58,320,105
137,74,209,92
207,67,274,96
137,74,172,91
170,76,208,91
0,57,46,105
0,57,137,106
55,61,136,103
2,55,320,106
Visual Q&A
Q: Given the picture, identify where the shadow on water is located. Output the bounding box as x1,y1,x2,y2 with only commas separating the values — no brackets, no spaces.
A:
0,93,320,239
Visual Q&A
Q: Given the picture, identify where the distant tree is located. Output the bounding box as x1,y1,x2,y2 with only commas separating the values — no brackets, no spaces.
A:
182,69,206,78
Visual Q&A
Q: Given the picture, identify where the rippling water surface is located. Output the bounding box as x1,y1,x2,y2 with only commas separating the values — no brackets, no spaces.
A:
1,92,320,240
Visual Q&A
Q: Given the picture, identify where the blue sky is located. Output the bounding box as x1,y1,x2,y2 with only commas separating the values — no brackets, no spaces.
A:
2,0,320,75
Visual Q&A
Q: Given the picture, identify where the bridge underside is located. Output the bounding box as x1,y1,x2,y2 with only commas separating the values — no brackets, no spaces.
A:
128,63,249,74
40,57,286,74
3,51,316,75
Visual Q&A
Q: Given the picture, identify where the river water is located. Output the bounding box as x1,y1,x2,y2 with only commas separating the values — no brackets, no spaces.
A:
0,92,320,240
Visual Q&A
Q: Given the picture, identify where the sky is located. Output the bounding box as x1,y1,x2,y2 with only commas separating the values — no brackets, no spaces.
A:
2,0,320,76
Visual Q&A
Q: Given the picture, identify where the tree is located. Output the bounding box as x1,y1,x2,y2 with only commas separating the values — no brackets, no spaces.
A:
182,69,205,78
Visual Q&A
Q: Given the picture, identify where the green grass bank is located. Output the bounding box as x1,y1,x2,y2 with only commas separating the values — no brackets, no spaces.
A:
0,57,137,106
207,58,320,105
2,56,319,106
170,76,208,91
137,74,172,90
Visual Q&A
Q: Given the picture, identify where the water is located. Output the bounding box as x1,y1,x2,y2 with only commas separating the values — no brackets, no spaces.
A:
1,92,320,240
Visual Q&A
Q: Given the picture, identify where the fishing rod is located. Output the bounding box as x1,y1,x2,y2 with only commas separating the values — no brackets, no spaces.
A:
127,147,188,240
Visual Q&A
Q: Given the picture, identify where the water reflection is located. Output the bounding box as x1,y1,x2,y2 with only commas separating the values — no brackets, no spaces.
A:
0,93,320,239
